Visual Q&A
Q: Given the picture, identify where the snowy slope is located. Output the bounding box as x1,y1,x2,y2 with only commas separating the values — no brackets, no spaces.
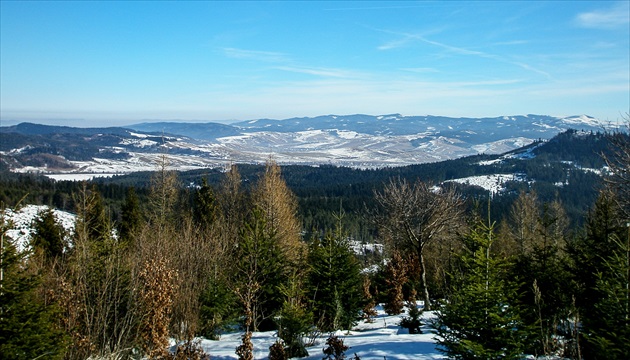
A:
2,205,76,252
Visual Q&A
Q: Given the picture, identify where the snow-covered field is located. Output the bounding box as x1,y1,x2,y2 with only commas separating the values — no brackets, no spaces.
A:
2,204,76,251
44,173,119,181
445,174,528,195
197,304,445,360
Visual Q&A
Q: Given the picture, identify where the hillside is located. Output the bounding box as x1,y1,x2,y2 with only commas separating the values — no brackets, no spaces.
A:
0,114,607,172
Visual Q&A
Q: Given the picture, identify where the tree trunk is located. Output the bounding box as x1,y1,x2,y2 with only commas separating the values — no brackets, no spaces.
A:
419,252,431,310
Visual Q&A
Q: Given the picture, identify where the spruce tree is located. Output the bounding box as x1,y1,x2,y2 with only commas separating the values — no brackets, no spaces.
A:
307,225,363,331
433,221,528,359
234,208,287,331
193,178,217,231
119,186,142,245
0,231,66,360
569,189,630,359
31,207,66,262
583,233,630,360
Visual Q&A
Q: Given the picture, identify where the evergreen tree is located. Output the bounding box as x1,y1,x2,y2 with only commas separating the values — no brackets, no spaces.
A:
77,184,110,243
199,276,238,340
0,228,67,360
569,189,629,359
234,208,287,331
510,199,573,357
307,223,363,331
433,220,529,359
31,207,66,262
583,232,630,360
193,178,217,231
119,186,142,244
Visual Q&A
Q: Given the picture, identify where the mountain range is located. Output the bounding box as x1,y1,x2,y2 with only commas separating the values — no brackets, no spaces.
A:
0,114,606,173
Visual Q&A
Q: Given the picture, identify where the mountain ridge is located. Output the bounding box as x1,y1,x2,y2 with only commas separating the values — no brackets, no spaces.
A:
0,113,608,173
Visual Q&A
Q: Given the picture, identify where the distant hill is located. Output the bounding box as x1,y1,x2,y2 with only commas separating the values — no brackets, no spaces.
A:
0,114,609,172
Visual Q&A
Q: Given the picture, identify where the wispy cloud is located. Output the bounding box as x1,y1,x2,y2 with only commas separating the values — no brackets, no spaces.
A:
222,48,359,79
491,40,530,46
274,66,357,78
575,1,630,29
222,47,289,63
400,67,440,73
376,29,551,79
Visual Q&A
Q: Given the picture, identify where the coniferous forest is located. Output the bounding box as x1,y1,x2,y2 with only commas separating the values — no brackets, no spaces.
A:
1,128,629,359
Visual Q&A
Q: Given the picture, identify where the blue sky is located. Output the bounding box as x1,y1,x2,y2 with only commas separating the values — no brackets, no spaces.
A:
1,1,628,126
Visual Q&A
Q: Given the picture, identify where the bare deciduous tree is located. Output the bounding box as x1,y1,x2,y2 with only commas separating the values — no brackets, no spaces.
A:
374,178,465,310
509,190,541,256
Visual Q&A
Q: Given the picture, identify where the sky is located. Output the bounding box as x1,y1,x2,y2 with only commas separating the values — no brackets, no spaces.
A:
1,1,629,127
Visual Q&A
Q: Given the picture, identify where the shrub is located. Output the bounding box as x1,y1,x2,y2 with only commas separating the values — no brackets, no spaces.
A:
323,335,349,360
399,302,423,334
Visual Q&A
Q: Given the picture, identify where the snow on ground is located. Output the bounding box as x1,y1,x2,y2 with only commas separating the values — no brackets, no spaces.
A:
198,304,445,360
2,205,75,252
45,173,118,181
349,240,384,256
445,174,527,195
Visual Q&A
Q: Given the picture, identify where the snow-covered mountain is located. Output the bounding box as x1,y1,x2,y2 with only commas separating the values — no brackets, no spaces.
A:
0,114,606,174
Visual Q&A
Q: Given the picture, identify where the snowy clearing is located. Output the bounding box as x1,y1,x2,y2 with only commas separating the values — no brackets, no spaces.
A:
196,304,445,360
445,174,527,195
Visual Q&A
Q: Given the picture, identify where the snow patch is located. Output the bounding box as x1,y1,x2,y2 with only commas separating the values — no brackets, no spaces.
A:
445,173,527,195
3,205,76,252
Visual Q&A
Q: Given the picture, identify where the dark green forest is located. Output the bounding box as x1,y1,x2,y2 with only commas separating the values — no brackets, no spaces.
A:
1,129,628,359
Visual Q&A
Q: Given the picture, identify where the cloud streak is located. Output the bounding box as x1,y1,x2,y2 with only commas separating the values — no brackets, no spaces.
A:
274,66,358,78
575,1,630,29
222,47,289,63
376,29,551,79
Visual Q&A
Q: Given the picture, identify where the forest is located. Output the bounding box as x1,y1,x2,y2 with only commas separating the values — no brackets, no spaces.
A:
1,128,629,359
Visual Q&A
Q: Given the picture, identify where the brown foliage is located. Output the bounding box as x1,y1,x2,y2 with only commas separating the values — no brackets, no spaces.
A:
383,251,408,315
235,331,254,360
253,160,306,267
138,256,179,358
361,275,377,322
268,340,288,360
323,335,350,360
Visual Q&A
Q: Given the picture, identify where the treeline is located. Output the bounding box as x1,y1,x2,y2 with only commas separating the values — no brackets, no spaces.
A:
1,128,628,359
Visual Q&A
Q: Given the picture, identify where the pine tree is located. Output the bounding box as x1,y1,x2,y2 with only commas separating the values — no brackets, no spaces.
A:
509,199,573,357
585,231,630,360
569,189,630,359
193,178,217,231
234,208,287,331
433,220,528,359
0,224,67,360
31,207,66,262
307,224,363,331
119,186,142,245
